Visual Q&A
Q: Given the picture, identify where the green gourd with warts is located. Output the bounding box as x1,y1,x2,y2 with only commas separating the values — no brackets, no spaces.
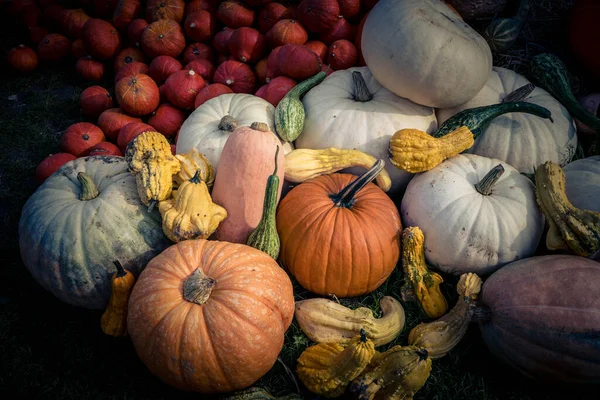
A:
247,146,281,259
484,0,531,53
275,70,326,142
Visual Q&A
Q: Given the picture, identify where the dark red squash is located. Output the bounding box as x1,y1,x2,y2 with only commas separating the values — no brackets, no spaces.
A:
254,57,269,83
82,19,121,61
92,0,118,19
182,42,214,63
258,2,291,33
8,45,38,73
97,108,142,142
477,255,600,383
266,19,308,48
117,122,155,152
80,86,114,118
37,33,71,62
327,39,358,70
568,0,600,78
114,61,149,84
265,46,283,82
355,11,369,66
305,40,328,62
61,122,106,157
228,27,266,64
75,56,105,81
164,69,207,110
185,59,215,81
148,103,186,138
255,76,297,106
89,142,123,157
363,0,379,11
113,47,146,72
194,83,233,108
277,44,322,80
71,39,87,58
128,18,148,45
147,55,182,84
217,1,255,28
62,8,90,38
146,0,185,23
338,0,361,20
113,0,142,30
115,74,160,116
30,26,50,45
212,27,234,54
141,19,186,58
35,153,77,183
186,0,215,15
297,0,340,33
19,3,40,28
184,10,217,43
320,17,356,45
213,60,256,93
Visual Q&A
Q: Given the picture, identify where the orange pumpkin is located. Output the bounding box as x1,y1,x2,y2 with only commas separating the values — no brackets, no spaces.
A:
277,160,402,298
127,239,295,393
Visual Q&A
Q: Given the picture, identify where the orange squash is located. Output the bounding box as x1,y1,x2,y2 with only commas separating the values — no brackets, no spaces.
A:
277,160,402,297
127,239,295,393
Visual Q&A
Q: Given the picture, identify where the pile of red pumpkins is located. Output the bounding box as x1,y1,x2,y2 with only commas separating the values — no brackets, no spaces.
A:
5,0,384,182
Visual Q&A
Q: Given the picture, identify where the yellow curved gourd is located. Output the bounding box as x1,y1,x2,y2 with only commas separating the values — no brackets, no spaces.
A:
100,261,136,337
174,148,215,189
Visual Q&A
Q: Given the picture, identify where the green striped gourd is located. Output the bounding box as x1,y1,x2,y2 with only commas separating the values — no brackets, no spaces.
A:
484,0,531,53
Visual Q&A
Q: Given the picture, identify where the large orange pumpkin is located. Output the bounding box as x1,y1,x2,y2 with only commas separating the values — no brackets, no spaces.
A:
127,239,295,393
277,160,402,297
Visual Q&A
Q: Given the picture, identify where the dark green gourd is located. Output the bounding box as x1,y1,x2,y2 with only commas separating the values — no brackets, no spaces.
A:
484,0,531,53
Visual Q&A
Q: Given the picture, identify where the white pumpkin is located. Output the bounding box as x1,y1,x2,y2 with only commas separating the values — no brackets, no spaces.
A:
401,154,544,276
564,156,600,212
296,66,438,194
176,93,293,169
361,0,493,108
436,67,578,174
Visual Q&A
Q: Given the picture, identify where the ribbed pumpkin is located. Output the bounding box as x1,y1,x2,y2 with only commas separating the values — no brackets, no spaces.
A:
114,61,149,84
37,33,71,62
141,19,186,58
320,17,355,45
277,161,402,297
62,8,90,38
7,44,38,73
127,239,295,393
187,0,215,15
61,122,105,157
265,46,283,82
476,255,600,382
229,27,266,64
147,55,182,84
266,19,308,48
184,10,217,42
128,18,148,44
328,39,358,70
258,2,291,33
185,59,215,81
217,1,255,28
82,19,121,60
183,42,214,64
113,47,146,73
98,108,142,142
148,103,185,138
146,0,185,22
164,69,207,110
212,27,234,54
278,44,322,80
297,0,339,33
35,153,77,183
112,0,141,30
339,0,361,19
80,86,113,118
19,156,170,309
115,73,160,116
305,40,330,64
89,142,122,157
75,56,105,81
213,60,256,93
194,83,233,108
564,156,600,213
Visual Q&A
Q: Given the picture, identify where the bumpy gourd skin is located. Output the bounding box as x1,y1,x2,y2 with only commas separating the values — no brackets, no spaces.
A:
295,296,405,346
350,345,432,400
159,171,227,243
297,330,376,398
125,131,180,207
401,226,448,318
101,261,136,337
173,149,215,189
408,273,483,359
388,126,474,173
222,387,302,400
535,161,600,258
285,147,392,192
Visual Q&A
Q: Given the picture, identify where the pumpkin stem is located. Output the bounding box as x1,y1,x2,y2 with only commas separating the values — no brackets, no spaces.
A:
77,172,99,201
471,306,492,322
352,71,373,102
359,328,368,343
416,348,429,361
113,260,127,278
183,268,216,305
330,160,385,208
502,83,536,103
218,115,238,132
189,169,202,184
250,122,269,132
475,164,505,196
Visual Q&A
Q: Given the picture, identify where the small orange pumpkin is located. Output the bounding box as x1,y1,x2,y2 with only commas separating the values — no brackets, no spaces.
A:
277,160,402,298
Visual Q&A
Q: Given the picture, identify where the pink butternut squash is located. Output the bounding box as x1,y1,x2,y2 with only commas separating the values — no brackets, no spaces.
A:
211,122,285,243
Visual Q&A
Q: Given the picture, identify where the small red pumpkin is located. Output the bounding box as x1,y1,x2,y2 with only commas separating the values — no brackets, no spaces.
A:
217,1,255,28
30,26,50,45
8,45,38,73
185,59,216,81
148,103,186,138
266,19,308,48
159,84,168,103
97,108,142,142
113,47,146,72
112,0,141,30
117,122,155,152
89,142,123,157
320,17,356,45
82,19,121,61
164,69,207,110
35,153,77,183
194,83,234,108
75,56,105,81
80,86,114,118
254,58,269,83
228,27,266,64
62,8,90,38
328,39,358,70
278,44,322,80
61,122,106,157
114,61,149,84
146,0,185,23
37,33,71,62
186,0,215,15
258,2,291,33
338,0,361,20
183,42,214,64
266,46,283,82
213,60,257,94
212,28,234,54
147,55,182,84
115,73,160,116
297,0,340,33
128,18,149,45
305,40,328,62
141,19,186,58
255,76,297,107
184,10,217,43
71,39,87,58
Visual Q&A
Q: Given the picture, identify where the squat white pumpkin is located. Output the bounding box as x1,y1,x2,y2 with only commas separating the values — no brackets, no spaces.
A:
401,154,544,276
563,156,600,213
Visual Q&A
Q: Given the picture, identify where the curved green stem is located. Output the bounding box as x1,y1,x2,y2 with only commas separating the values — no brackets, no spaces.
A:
330,160,385,208
475,164,505,195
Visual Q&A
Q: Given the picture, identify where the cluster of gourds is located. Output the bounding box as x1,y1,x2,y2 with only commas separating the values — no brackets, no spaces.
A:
14,0,600,399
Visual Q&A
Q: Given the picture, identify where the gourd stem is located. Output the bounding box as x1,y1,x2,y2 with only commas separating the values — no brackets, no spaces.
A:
359,328,367,343
330,160,385,208
262,147,280,221
272,146,280,176
471,306,492,322
218,115,238,132
183,268,216,305
189,169,202,184
113,260,127,278
502,83,535,103
416,348,429,361
250,122,269,132
352,71,373,102
475,164,505,196
77,172,99,201
148,200,157,213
